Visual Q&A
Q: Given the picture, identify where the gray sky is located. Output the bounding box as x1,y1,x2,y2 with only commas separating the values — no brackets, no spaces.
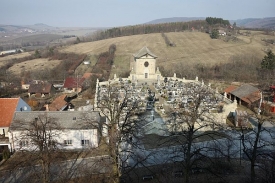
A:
1,0,274,27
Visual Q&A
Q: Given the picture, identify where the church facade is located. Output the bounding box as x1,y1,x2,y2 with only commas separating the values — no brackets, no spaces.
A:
129,47,162,81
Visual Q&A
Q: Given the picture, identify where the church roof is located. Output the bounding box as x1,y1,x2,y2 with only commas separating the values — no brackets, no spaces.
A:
133,47,157,59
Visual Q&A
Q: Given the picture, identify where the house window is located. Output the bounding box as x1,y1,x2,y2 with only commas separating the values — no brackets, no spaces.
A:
64,140,72,145
145,73,148,78
81,140,89,146
19,140,28,147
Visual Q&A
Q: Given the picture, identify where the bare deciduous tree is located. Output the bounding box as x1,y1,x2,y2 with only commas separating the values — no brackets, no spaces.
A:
160,82,230,183
240,103,275,183
91,81,143,182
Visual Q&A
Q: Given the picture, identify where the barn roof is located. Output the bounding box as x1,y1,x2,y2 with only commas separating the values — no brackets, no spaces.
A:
241,92,261,104
224,85,238,94
133,46,157,59
230,84,259,99
229,84,261,104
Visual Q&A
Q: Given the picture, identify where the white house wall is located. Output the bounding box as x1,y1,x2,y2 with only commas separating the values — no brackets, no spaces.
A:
10,129,99,151
58,129,99,149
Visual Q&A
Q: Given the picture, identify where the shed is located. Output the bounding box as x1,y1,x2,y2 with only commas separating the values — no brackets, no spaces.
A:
229,84,261,106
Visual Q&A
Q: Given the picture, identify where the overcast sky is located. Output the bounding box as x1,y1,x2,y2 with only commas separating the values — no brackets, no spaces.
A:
0,0,274,27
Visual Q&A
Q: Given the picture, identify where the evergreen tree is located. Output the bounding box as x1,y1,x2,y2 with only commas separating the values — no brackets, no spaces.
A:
34,50,41,58
210,29,219,39
261,50,275,70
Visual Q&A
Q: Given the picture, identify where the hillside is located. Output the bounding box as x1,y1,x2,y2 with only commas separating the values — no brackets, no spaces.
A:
0,24,102,51
60,31,275,78
12,34,64,44
233,17,275,29
1,30,274,84
145,17,275,30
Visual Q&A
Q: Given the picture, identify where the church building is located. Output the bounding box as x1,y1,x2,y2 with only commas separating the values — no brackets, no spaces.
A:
129,47,162,81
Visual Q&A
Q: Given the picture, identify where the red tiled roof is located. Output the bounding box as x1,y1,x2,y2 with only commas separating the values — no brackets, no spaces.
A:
241,91,261,104
0,98,19,127
48,94,68,111
224,85,237,94
63,77,85,88
82,73,92,79
82,73,102,79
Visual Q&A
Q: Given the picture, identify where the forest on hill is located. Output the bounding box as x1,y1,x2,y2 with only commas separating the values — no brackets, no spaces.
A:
86,18,230,42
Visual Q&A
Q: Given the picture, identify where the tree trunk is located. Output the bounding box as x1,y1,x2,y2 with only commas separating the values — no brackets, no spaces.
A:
184,127,194,183
251,160,256,183
41,158,50,183
109,125,120,183
250,122,262,183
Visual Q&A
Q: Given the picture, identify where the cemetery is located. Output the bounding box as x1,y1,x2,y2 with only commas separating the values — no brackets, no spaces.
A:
94,47,238,136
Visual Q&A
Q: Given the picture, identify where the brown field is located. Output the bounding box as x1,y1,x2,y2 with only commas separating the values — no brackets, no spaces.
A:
8,58,62,74
60,31,275,77
0,52,32,67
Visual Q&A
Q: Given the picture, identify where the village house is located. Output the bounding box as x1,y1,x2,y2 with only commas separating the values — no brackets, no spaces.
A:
21,80,44,90
218,29,226,36
0,98,31,153
63,73,101,93
63,77,85,93
9,111,102,152
28,82,56,97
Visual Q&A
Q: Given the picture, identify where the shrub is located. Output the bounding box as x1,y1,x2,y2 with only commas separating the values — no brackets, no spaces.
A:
2,149,10,160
